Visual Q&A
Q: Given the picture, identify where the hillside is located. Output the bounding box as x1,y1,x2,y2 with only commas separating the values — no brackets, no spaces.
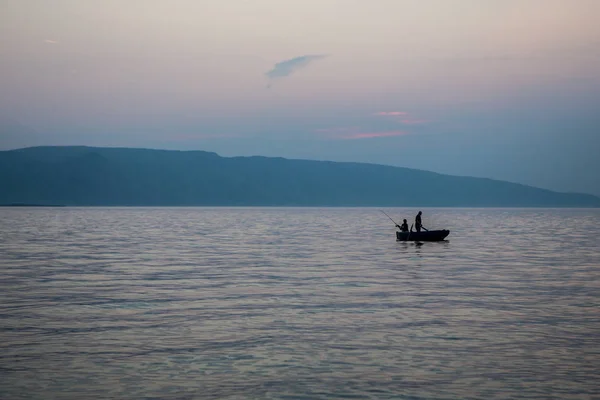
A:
1,146,599,207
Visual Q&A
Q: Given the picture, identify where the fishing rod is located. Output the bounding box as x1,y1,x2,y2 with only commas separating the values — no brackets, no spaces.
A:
379,210,399,226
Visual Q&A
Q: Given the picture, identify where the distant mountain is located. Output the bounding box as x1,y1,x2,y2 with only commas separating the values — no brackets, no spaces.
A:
1,146,599,207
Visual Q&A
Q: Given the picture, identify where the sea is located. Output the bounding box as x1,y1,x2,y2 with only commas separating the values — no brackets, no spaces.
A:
1,207,599,400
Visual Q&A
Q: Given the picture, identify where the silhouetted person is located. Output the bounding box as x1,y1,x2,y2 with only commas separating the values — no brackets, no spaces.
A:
396,219,409,232
415,211,423,232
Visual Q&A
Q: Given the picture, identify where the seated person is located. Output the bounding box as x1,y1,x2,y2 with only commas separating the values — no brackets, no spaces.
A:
396,219,409,232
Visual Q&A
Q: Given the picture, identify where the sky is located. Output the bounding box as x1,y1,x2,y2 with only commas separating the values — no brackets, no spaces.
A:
1,0,600,196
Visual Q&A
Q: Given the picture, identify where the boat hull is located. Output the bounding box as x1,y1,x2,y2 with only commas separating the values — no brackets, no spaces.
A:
396,230,450,242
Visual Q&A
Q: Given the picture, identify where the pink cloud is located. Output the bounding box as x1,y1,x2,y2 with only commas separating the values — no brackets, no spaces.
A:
373,111,430,126
374,111,408,116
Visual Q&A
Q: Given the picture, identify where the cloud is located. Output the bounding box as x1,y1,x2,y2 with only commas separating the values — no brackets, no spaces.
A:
266,54,328,82
44,39,58,44
374,111,408,116
374,111,429,125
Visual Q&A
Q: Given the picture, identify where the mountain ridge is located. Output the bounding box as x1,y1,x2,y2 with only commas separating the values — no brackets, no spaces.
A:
1,146,599,207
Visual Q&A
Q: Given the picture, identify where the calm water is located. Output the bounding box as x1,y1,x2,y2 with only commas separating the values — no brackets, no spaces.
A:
1,207,599,400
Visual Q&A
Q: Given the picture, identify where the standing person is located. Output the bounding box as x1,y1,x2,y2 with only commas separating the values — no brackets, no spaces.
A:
415,211,423,232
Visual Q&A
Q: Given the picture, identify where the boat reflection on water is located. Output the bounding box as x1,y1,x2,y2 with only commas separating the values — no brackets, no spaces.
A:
396,229,450,242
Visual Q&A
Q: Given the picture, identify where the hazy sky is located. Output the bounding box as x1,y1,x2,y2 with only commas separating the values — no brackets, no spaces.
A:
1,0,600,195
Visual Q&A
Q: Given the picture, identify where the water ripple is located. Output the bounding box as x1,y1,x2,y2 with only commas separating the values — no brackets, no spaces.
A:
1,207,599,399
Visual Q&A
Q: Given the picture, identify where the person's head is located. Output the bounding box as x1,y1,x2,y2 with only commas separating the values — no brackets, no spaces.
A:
418,211,422,215
403,219,407,223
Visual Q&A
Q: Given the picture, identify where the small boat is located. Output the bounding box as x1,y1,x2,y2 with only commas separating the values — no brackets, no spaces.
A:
396,229,450,242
